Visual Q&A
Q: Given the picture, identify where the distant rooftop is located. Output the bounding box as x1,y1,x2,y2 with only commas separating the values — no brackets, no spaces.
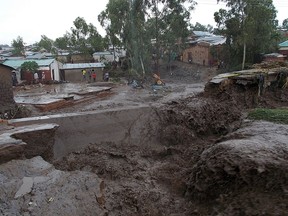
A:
188,31,226,46
192,31,214,37
279,40,288,47
62,63,105,69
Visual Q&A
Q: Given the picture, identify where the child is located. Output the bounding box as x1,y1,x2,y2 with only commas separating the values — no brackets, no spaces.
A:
92,71,96,82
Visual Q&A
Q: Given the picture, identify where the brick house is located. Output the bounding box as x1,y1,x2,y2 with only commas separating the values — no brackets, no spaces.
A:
182,32,225,66
0,64,16,116
263,53,286,62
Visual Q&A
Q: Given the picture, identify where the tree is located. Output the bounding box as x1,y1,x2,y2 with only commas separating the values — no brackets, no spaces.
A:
191,22,214,32
283,18,288,30
54,33,70,50
215,0,279,70
21,61,39,73
11,36,25,56
36,35,54,53
99,0,196,76
69,17,105,54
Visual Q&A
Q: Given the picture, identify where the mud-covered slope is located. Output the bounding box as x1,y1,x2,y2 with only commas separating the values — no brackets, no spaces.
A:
187,120,288,215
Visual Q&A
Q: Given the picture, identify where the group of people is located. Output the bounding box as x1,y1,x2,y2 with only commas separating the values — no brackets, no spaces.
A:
82,69,109,82
82,69,97,82
12,71,46,86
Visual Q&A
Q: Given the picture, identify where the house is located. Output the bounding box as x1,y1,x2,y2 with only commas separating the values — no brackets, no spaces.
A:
61,62,105,82
0,64,16,116
93,51,115,63
263,53,286,62
3,59,63,83
55,52,93,64
182,31,226,66
279,40,288,58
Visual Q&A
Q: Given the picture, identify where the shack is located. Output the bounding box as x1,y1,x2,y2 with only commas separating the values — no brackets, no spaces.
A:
61,62,105,82
3,59,63,83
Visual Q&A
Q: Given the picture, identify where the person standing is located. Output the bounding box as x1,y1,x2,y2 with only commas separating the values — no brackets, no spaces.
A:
34,72,39,84
92,71,96,82
82,69,87,81
88,70,92,82
12,72,18,86
104,72,109,82
42,71,46,81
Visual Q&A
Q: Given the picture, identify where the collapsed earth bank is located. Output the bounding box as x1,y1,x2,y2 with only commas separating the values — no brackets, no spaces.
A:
1,79,288,215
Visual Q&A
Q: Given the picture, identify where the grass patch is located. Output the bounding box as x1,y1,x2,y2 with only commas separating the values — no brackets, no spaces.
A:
248,108,288,124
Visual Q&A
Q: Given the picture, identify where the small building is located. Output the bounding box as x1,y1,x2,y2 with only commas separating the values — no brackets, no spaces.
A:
61,62,105,82
3,59,63,83
93,51,115,63
263,53,286,62
182,32,226,66
279,40,288,58
0,64,16,117
93,49,126,63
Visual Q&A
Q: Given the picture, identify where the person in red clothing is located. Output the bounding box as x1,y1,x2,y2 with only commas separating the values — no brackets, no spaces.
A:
92,71,96,82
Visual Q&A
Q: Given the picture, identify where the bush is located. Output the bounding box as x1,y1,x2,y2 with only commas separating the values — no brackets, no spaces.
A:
248,108,288,124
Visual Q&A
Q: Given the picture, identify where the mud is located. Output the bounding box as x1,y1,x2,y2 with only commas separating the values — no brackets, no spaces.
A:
1,61,288,215
187,120,288,215
203,75,288,109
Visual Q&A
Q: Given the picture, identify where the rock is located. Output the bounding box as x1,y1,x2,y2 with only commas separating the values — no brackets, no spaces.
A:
14,177,34,198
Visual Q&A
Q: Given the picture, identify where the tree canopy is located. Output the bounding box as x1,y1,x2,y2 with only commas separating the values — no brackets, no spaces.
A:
21,61,39,73
282,18,288,30
35,35,55,53
215,0,280,69
12,36,25,56
191,22,214,33
99,0,196,76
52,17,106,55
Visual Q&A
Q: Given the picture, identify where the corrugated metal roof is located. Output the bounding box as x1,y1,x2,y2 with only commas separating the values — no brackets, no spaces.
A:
193,31,214,37
279,40,288,47
93,51,113,56
3,59,55,69
197,35,226,45
62,63,105,69
264,53,285,58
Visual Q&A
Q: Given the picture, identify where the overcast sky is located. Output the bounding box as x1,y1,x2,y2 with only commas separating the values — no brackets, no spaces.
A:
0,0,287,45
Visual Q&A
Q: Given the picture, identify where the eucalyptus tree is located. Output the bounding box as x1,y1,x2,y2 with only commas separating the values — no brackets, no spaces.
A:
11,36,25,56
99,0,196,76
54,33,70,51
283,18,288,30
69,17,105,54
99,0,147,76
36,35,55,53
215,0,279,69
191,22,214,33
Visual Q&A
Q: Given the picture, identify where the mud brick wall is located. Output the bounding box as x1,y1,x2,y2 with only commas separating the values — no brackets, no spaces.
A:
0,65,15,108
183,43,210,66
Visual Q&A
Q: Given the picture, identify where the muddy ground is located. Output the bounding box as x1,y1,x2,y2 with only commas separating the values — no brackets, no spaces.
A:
1,61,288,215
